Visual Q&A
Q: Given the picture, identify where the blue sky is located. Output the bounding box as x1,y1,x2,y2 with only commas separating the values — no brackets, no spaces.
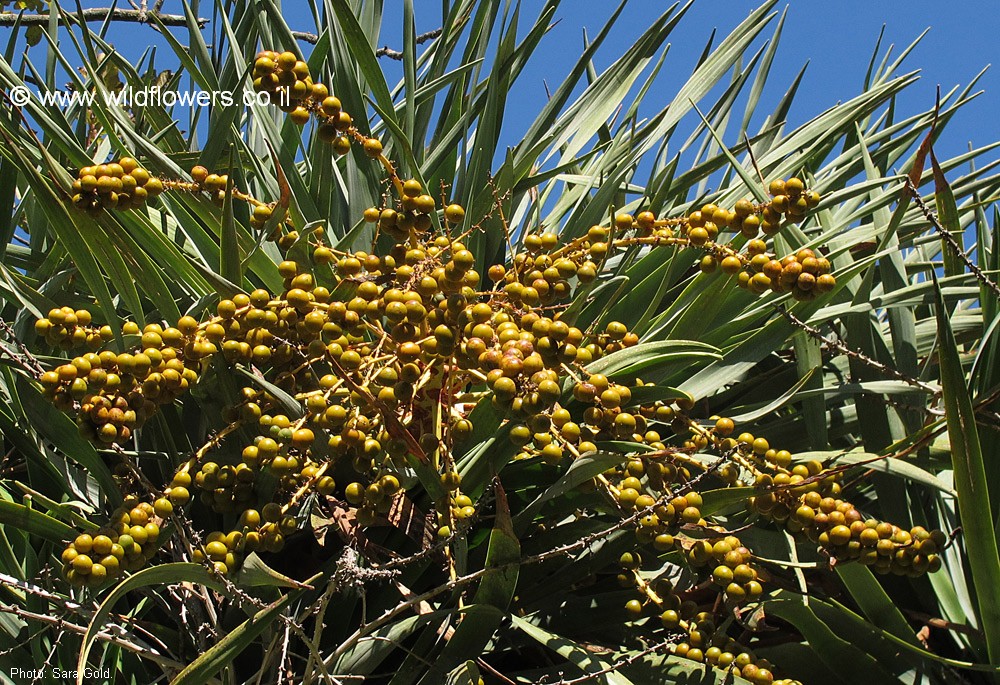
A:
7,1,1000,174
368,0,1000,170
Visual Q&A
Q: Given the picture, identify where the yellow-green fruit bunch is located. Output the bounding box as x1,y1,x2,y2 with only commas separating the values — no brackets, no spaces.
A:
621,532,760,621
722,431,797,473
571,398,713,538
679,180,831,301
568,374,656,449
543,178,832,302
363,177,459,240
188,504,290,576
239,384,437,534
33,307,113,351
148,258,479,534
164,467,193,507
345,473,405,529
188,164,231,205
71,157,163,212
671,640,797,685
433,490,476,539
251,50,323,125
753,485,945,576
473,320,597,410
240,413,342,505
624,474,701,527
249,201,280,236
160,462,297,573
670,625,797,685
489,229,598,308
492,360,641,465
187,163,284,236
60,495,170,585
709,177,819,241
36,316,203,445
315,95,366,156
727,246,835,298
627,584,803,685
717,432,946,578
634,178,820,245
686,535,763,603
616,460,699,527
251,51,377,156
190,459,257,514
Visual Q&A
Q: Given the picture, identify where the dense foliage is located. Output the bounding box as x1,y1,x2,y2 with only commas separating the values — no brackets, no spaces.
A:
1,2,1000,684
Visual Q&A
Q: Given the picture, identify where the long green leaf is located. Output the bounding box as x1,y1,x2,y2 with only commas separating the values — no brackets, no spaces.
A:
0,499,76,543
77,563,226,684
934,275,1000,665
512,615,637,685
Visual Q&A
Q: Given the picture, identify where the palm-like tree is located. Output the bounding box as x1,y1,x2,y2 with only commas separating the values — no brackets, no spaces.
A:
0,2,998,683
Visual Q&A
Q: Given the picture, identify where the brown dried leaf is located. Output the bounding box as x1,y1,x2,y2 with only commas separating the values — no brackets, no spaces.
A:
906,86,940,194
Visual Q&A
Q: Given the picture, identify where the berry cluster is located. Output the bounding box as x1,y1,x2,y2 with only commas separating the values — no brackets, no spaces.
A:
251,50,385,160
724,246,834,298
364,178,458,241
676,177,819,251
186,165,231,203
60,495,169,587
187,504,294,575
752,482,944,576
624,577,801,685
33,306,113,351
43,164,868,595
17,41,967,685
688,536,762,603
251,50,322,126
514,184,833,305
601,409,944,679
39,50,866,615
70,157,164,213
37,318,202,440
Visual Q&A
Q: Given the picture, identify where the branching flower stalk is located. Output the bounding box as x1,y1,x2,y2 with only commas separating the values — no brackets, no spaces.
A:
9,42,964,685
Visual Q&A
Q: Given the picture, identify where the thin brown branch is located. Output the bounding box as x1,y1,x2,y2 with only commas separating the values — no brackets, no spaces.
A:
902,608,982,638
0,571,177,660
0,602,184,669
743,132,767,192
292,30,320,44
906,178,1000,300
0,340,39,377
0,11,437,82
0,319,43,377
324,477,696,668
0,625,48,660
477,658,518,685
291,25,442,51
0,7,207,28
773,303,940,395
374,28,443,59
